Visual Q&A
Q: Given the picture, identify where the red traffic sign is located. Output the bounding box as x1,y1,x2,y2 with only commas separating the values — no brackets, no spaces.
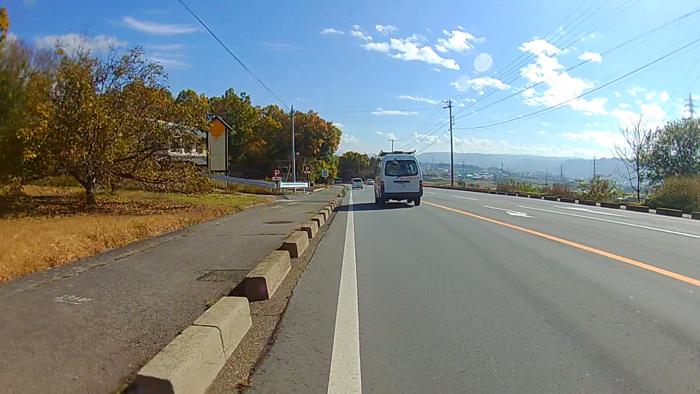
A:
272,169,282,181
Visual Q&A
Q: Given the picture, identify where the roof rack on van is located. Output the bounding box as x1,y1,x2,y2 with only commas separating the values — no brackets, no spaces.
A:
379,150,416,156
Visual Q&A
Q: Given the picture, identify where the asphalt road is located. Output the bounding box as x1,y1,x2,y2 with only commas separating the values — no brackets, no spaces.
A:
247,186,700,393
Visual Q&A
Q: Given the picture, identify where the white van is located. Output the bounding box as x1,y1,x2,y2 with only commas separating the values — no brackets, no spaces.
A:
373,151,423,206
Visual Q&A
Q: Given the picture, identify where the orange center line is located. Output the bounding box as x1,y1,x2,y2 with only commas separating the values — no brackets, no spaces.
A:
424,200,700,288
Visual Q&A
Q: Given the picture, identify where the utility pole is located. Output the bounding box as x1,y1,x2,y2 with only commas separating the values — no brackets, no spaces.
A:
388,138,395,152
291,105,296,182
560,164,564,184
545,168,549,187
593,156,596,179
444,99,454,186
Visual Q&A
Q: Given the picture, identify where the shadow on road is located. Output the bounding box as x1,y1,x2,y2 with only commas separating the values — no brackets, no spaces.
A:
336,202,414,211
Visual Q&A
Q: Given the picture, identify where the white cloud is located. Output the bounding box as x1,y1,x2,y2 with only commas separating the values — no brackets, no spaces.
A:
350,26,373,41
371,108,418,116
363,42,390,53
613,91,622,98
610,102,666,129
414,132,440,144
432,67,441,72
375,24,397,34
450,76,509,94
644,91,656,101
578,51,602,63
397,95,439,104
338,134,360,153
149,56,188,69
445,136,603,158
560,130,624,149
473,52,493,72
627,85,646,97
321,28,344,35
122,16,198,35
659,91,669,102
463,98,477,103
375,131,398,140
537,130,547,135
435,29,483,53
35,33,126,55
518,38,607,115
364,37,459,70
333,122,344,129
540,121,551,127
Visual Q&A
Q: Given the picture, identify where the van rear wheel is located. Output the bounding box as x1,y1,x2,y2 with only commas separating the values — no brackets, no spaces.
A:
414,197,421,206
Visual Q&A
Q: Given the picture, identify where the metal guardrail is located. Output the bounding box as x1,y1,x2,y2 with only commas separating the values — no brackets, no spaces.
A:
209,174,277,189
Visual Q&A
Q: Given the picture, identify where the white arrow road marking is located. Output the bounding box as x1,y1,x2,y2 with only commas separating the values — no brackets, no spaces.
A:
452,196,479,201
483,205,534,217
328,190,362,393
561,206,625,217
518,205,700,239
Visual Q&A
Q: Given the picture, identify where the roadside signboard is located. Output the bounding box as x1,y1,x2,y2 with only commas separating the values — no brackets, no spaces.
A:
321,169,329,178
272,169,282,181
303,164,311,174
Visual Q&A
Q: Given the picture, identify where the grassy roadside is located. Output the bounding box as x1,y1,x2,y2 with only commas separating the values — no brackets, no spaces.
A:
0,186,272,282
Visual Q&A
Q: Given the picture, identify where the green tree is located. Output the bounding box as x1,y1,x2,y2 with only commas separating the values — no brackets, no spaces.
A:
0,38,55,191
646,118,700,184
41,46,209,206
338,151,370,180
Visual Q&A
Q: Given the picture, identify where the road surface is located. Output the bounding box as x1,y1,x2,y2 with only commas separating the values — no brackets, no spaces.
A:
246,186,700,393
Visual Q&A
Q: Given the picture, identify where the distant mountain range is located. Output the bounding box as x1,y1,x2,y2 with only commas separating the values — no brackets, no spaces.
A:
418,152,625,180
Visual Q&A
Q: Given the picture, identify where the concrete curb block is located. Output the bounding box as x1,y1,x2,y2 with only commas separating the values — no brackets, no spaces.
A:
692,212,700,220
600,202,621,209
311,213,325,227
131,297,251,394
319,208,331,220
236,251,291,302
578,199,596,206
559,197,575,203
656,207,683,217
543,196,557,201
300,220,319,239
279,231,309,258
625,205,650,213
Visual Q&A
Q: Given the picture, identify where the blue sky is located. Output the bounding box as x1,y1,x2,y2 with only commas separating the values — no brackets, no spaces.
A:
6,0,700,158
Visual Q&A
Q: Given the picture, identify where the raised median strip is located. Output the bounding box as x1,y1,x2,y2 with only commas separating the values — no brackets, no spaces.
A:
559,197,575,203
312,213,325,227
300,220,319,239
656,207,683,217
625,204,650,213
578,199,596,206
600,202,621,209
235,251,292,302
131,297,252,394
692,212,700,220
280,231,309,258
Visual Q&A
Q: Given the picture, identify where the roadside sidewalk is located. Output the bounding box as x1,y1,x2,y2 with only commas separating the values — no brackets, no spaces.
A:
0,187,342,394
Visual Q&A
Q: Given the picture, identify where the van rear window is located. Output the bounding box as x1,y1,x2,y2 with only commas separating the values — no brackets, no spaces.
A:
385,160,418,176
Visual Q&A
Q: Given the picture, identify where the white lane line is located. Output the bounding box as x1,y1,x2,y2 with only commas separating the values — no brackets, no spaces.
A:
328,190,362,394
452,196,479,201
560,206,625,217
518,205,700,239
483,205,534,218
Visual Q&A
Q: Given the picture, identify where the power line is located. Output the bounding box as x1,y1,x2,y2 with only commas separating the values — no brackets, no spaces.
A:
452,6,700,123
176,0,289,109
454,36,700,131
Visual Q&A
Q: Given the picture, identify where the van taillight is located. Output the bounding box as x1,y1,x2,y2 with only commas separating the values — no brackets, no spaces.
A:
419,180,423,192
380,181,384,193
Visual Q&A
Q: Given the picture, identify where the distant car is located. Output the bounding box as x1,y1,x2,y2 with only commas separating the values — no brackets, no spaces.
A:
366,179,375,185
351,178,364,189
334,178,343,184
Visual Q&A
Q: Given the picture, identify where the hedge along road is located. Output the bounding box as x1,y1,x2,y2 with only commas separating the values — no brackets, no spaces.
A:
244,186,700,393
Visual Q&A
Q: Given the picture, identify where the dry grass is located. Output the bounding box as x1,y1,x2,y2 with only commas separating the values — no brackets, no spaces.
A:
0,186,271,282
